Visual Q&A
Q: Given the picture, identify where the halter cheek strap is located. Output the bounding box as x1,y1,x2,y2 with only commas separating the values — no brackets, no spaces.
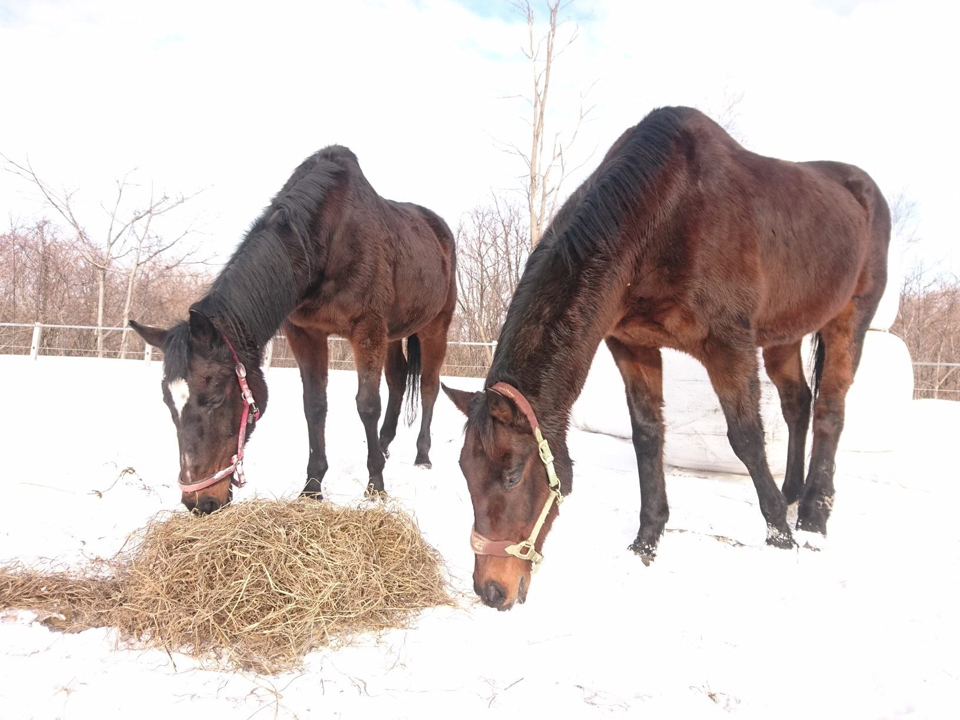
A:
469,382,564,572
178,334,261,495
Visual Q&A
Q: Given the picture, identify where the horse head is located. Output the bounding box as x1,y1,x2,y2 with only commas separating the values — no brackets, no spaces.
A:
130,310,267,514
443,383,567,611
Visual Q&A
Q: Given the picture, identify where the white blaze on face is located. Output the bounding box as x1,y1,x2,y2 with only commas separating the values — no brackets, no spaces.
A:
169,378,190,419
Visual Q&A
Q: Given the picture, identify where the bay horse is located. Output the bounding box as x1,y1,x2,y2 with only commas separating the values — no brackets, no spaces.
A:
443,106,890,610
131,145,457,513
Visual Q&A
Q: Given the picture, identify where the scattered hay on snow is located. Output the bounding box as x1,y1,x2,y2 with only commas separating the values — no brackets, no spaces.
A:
0,498,453,673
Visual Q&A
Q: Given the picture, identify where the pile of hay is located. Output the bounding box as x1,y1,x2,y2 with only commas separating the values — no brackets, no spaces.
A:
0,499,453,673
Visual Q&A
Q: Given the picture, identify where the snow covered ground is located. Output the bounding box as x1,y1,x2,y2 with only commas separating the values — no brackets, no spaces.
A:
1,354,958,719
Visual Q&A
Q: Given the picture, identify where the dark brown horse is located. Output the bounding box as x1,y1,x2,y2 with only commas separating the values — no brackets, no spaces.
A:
444,106,890,610
131,145,457,513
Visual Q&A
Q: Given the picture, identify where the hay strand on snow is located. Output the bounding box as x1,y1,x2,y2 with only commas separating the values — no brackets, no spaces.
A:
0,499,453,673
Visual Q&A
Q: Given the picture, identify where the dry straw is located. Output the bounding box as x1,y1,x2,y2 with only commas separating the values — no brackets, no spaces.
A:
0,498,454,673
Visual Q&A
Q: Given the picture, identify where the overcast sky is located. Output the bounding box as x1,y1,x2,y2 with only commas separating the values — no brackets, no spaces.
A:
1,0,956,278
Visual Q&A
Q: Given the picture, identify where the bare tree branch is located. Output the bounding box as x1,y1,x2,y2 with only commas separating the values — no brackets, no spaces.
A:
499,1,593,248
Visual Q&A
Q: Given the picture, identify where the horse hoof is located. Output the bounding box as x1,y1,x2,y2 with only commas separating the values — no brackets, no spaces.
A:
302,477,324,498
365,483,387,500
415,461,432,470
629,541,657,565
765,526,798,549
796,514,828,536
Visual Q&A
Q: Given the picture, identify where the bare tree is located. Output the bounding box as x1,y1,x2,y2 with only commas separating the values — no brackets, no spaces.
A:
454,195,529,363
3,156,200,356
888,188,960,399
889,188,921,250
503,0,594,248
712,87,747,143
1,219,212,358
118,184,202,357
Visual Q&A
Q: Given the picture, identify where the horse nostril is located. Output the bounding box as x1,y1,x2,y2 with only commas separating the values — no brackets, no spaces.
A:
482,581,507,609
197,497,221,515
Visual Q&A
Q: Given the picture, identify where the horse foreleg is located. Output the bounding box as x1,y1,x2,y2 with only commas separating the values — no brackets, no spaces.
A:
606,338,669,563
285,323,329,500
351,327,388,495
378,341,407,459
704,341,796,549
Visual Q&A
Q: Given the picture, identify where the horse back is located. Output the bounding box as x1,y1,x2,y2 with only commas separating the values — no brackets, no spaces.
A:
614,108,891,350
284,148,456,340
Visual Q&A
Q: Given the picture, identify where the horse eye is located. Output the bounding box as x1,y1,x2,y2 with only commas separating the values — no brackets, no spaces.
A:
504,466,524,489
206,394,225,410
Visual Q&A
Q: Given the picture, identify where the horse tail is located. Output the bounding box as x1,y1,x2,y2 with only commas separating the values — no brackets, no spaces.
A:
810,332,826,405
404,334,422,426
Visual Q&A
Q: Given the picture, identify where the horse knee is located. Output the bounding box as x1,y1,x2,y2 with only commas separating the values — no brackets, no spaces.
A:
356,393,381,425
420,378,440,403
781,385,811,427
812,407,844,438
726,420,766,466
631,417,662,457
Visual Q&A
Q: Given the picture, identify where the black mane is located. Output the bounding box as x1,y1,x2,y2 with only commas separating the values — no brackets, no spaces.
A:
547,106,688,270
192,147,350,353
484,107,690,398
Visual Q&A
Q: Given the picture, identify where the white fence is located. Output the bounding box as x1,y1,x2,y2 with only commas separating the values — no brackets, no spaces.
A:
0,322,496,378
1,322,957,396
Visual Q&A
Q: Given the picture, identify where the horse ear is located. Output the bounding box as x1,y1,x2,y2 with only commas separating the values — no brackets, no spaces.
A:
441,383,479,416
188,309,220,348
485,388,531,432
128,320,169,349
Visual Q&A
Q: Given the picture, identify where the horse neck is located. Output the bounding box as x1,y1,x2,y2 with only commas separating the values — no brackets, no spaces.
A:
489,245,629,435
195,226,322,364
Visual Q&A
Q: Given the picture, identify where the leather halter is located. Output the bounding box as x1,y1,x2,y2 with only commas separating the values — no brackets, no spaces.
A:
469,382,564,571
178,334,261,494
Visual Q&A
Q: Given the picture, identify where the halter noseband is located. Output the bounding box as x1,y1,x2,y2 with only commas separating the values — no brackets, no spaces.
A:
469,382,564,572
178,333,261,495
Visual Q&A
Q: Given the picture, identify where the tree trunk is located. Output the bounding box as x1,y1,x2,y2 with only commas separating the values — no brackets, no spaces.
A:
96,267,106,357
119,243,144,359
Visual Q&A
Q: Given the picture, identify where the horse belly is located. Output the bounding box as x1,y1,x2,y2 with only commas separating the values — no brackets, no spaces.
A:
611,298,709,353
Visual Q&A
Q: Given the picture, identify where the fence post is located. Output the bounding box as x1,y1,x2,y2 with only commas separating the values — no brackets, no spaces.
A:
144,344,153,366
30,323,42,360
263,339,274,371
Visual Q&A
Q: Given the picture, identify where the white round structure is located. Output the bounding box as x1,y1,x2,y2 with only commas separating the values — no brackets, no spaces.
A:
571,330,913,475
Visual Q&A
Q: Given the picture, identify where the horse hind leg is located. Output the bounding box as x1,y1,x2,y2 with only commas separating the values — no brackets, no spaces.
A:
413,324,451,468
350,323,388,496
703,339,796,549
798,291,880,535
762,341,812,505
378,340,407,459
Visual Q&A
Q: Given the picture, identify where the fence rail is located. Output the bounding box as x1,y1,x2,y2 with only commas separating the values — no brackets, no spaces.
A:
0,322,495,377
2,323,957,397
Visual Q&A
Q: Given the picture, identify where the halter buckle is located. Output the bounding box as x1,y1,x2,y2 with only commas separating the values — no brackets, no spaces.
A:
233,458,247,488
505,540,543,568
